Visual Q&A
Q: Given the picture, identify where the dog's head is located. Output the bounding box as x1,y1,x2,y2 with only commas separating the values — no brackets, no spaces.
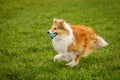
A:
47,18,69,39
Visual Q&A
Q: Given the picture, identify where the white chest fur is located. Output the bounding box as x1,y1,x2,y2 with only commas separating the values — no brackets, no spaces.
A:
52,35,73,54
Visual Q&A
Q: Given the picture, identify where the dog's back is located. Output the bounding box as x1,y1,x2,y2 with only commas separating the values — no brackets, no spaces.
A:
68,25,108,56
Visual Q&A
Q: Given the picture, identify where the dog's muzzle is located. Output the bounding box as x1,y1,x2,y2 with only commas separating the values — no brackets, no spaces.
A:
47,31,57,39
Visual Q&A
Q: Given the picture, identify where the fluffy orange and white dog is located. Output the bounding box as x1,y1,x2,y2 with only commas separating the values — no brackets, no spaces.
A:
47,18,108,67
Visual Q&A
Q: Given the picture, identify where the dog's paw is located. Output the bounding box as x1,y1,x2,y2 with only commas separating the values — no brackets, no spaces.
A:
54,57,61,62
54,54,64,62
66,60,78,68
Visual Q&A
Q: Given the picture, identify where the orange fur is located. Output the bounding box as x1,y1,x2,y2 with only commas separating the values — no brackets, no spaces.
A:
68,25,96,56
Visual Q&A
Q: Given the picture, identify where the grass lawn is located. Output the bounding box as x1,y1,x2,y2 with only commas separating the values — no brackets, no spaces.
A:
0,0,120,80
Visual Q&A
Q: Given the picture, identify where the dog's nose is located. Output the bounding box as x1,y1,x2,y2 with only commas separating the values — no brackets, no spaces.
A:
47,31,50,34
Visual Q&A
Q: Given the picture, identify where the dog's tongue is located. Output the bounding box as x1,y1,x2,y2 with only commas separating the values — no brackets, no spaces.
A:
49,33,56,39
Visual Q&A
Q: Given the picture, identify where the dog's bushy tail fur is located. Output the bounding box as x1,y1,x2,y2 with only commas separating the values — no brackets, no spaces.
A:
92,35,108,50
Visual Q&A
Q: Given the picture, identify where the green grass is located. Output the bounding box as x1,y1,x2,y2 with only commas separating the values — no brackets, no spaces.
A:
0,0,120,80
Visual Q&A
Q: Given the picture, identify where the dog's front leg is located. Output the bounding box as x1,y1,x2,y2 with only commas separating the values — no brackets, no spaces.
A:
54,53,64,62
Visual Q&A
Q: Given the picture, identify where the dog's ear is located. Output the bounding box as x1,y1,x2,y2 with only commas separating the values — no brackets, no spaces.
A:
58,19,66,29
53,18,58,23
53,18,65,24
59,19,65,23
53,18,66,29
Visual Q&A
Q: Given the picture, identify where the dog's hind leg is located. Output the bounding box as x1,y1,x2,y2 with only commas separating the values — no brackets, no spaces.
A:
66,54,80,67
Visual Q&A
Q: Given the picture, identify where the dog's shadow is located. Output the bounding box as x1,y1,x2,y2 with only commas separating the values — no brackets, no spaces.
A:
50,60,82,70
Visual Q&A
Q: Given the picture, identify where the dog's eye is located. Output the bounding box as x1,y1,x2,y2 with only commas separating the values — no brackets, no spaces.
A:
54,28,57,30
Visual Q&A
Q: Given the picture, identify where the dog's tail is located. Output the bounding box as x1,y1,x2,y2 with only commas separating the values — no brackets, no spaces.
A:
92,35,108,50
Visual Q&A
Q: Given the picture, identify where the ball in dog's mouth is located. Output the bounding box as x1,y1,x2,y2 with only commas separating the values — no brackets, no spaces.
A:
49,33,57,39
